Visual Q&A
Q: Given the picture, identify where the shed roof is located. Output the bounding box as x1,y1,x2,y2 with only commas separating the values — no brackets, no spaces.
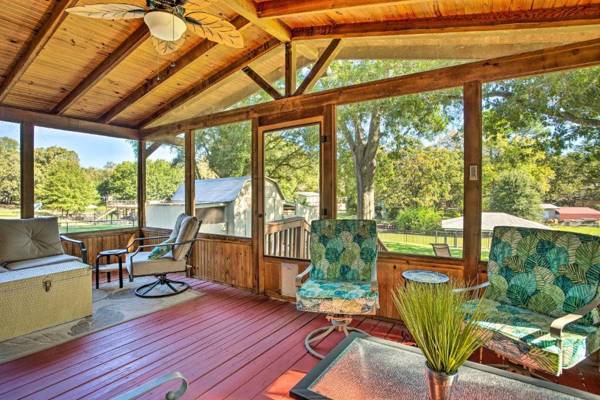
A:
556,207,600,221
171,176,284,204
442,212,547,232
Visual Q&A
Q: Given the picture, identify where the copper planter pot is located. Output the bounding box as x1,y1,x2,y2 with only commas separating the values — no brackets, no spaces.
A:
425,363,458,400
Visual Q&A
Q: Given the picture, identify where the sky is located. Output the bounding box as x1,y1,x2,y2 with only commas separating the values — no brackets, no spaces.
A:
0,121,173,168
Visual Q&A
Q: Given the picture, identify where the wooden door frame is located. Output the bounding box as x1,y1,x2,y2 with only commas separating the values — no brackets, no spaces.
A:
252,107,334,293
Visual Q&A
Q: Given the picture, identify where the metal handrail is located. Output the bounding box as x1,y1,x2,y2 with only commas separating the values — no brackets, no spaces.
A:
111,371,188,400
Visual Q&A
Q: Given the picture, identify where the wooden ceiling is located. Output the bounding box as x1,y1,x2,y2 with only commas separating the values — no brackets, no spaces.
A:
0,0,599,133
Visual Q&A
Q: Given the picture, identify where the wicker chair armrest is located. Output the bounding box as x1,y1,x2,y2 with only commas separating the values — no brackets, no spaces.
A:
550,296,600,338
60,235,88,264
296,264,313,288
453,281,490,293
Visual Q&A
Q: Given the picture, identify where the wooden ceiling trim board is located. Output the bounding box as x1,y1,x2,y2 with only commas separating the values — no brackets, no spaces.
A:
242,67,283,99
295,38,342,95
226,0,292,41
257,0,414,18
0,0,78,102
53,25,150,115
0,105,139,140
100,16,251,124
291,5,600,39
141,37,600,138
139,38,282,128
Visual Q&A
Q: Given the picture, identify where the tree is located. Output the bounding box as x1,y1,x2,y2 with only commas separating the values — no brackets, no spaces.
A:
396,207,442,232
98,161,137,200
37,160,97,216
0,137,20,205
146,159,184,201
488,170,542,221
195,122,251,178
321,59,462,219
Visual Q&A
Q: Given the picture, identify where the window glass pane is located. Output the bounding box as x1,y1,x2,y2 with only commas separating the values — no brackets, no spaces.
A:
337,87,464,258
194,121,252,237
481,66,600,260
34,128,137,233
145,138,184,229
264,124,320,259
0,121,20,219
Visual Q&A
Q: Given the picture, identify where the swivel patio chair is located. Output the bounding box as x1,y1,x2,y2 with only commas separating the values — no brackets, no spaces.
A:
461,226,600,376
127,214,201,298
296,219,379,358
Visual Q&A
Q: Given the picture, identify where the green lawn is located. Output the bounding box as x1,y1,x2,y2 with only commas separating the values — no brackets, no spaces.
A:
553,225,600,236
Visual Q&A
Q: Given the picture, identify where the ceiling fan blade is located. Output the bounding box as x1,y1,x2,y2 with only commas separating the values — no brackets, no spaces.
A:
185,13,244,49
151,36,185,56
66,4,146,20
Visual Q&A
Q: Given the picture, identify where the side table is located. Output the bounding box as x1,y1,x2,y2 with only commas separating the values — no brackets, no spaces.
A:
95,249,127,289
402,269,449,285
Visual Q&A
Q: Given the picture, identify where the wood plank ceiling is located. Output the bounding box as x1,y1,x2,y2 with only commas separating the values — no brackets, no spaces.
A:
0,0,599,132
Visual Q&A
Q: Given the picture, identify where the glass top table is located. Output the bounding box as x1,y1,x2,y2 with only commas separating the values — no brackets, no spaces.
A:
290,334,599,400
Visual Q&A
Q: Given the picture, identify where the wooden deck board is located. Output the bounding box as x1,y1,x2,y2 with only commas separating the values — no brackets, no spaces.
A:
0,278,598,399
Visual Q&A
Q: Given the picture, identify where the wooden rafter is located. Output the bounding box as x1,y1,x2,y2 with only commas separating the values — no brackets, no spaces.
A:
295,39,342,95
141,37,600,139
226,0,291,42
0,0,77,102
0,105,139,140
257,0,406,18
242,67,282,99
101,16,251,124
284,42,296,97
54,26,150,115
145,141,162,158
291,5,600,39
139,39,281,128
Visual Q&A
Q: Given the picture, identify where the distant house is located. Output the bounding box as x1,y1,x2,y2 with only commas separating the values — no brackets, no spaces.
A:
540,203,559,221
555,207,600,225
295,192,319,207
442,212,547,233
146,176,285,237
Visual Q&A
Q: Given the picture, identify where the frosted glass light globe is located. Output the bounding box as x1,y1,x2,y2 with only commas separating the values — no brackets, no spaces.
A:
144,11,186,42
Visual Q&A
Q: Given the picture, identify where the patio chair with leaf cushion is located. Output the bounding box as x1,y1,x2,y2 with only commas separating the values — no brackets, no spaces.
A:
296,219,379,358
461,226,600,376
127,214,201,298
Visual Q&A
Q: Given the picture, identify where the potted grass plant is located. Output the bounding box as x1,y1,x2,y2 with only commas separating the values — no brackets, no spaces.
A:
393,282,489,400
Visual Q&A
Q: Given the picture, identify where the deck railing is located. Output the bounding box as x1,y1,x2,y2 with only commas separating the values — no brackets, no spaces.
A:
265,217,311,259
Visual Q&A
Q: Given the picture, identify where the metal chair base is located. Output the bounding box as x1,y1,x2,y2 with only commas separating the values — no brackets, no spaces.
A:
134,275,190,298
304,315,367,359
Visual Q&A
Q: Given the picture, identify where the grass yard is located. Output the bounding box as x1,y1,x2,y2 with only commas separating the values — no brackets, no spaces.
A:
553,225,600,236
0,207,20,218
379,232,491,260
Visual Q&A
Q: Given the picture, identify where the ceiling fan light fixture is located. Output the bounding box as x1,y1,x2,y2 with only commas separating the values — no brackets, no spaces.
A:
144,10,187,42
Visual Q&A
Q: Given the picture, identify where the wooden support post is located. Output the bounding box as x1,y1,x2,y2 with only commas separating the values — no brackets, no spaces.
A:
20,122,34,219
137,140,147,228
463,81,483,282
185,131,196,217
252,119,265,294
285,42,296,97
320,104,336,218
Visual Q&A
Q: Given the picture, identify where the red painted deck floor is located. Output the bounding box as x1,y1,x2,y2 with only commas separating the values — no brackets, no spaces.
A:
1,278,599,399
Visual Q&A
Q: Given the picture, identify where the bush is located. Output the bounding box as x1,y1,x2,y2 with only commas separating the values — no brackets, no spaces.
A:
396,207,442,232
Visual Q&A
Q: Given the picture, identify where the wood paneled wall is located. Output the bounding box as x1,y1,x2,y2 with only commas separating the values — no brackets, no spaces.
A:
264,254,466,320
61,228,138,265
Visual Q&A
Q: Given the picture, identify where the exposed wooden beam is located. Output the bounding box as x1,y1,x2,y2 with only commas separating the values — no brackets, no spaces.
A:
101,17,250,124
242,67,282,99
141,37,600,139
20,122,34,219
463,81,483,281
0,105,139,140
145,141,162,158
284,42,296,97
53,26,150,115
257,0,406,18
295,39,342,95
226,0,291,42
139,39,281,128
291,5,600,39
0,0,77,103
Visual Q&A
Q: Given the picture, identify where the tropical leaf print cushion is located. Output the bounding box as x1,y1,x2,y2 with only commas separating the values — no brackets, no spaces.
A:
486,227,600,326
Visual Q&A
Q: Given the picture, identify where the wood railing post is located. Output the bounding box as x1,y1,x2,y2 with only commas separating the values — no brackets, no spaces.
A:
463,81,483,282
20,122,34,219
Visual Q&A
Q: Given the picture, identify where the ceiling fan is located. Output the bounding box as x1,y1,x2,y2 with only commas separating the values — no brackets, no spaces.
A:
66,0,244,55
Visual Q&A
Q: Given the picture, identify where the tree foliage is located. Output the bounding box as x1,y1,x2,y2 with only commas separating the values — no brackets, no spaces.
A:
488,170,542,221
0,137,20,204
396,207,442,232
